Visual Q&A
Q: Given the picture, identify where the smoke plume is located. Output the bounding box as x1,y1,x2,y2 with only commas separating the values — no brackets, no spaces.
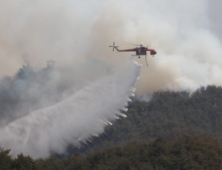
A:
0,0,222,158
88,0,222,94
0,0,222,94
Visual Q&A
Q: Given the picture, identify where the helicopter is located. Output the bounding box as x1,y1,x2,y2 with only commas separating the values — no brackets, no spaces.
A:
109,42,156,66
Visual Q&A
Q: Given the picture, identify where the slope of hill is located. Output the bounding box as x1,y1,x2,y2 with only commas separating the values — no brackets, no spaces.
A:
66,85,222,155
2,136,222,170
1,85,222,169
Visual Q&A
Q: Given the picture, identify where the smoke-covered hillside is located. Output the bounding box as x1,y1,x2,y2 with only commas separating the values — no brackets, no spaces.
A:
0,57,141,158
0,59,111,126
1,0,222,160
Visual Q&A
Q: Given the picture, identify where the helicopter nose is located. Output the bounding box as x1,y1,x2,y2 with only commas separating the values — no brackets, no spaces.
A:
150,50,156,55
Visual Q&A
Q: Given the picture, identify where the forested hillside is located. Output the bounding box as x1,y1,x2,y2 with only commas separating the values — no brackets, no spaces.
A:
67,85,222,155
0,85,222,169
1,136,222,170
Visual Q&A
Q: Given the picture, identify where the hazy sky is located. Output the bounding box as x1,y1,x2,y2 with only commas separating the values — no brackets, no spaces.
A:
0,0,222,94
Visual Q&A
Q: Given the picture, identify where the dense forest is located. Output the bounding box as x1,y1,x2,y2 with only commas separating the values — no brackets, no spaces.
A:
1,64,222,169
0,85,221,170
67,85,222,155
1,136,222,170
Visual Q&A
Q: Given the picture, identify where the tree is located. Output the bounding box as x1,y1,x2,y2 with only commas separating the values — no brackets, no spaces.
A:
0,147,13,170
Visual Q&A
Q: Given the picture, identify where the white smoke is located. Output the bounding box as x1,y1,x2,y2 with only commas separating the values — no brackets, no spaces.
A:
0,0,222,158
0,57,141,158
87,0,222,94
0,0,222,94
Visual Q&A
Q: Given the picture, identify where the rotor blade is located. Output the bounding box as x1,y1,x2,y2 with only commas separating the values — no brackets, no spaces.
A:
147,43,158,48
122,41,140,46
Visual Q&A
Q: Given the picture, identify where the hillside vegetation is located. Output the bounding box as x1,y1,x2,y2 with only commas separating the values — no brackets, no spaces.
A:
1,136,222,170
1,85,222,169
67,85,222,155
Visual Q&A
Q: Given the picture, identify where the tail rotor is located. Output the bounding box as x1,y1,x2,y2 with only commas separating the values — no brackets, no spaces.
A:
109,42,118,51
